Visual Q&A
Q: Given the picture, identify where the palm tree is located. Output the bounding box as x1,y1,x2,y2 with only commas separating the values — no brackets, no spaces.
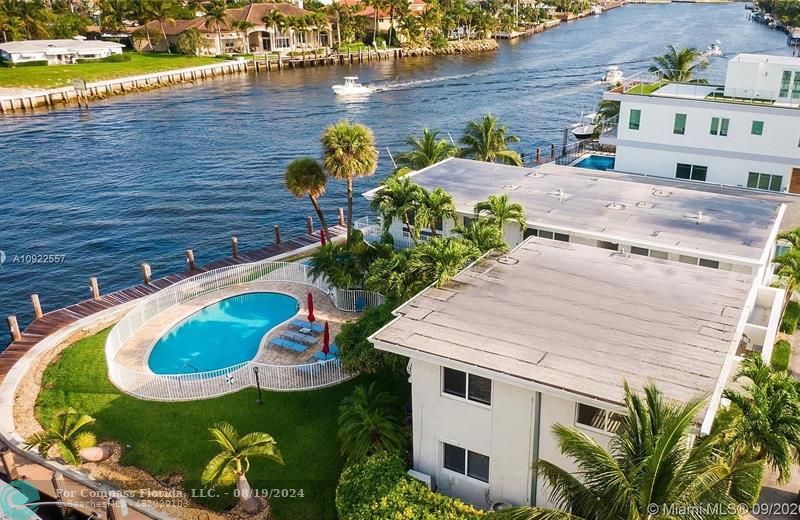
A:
370,175,422,241
366,249,428,300
409,237,480,287
24,408,96,466
285,157,331,241
99,0,130,37
460,114,523,166
148,0,176,54
394,128,458,175
325,3,347,49
308,242,362,288
416,187,456,237
130,0,154,49
649,44,709,83
497,384,763,520
261,9,285,51
231,19,254,53
778,227,800,249
474,194,526,232
365,0,386,44
338,382,407,463
308,10,328,48
320,120,379,243
454,218,508,253
17,0,49,39
773,248,800,312
201,422,283,515
721,355,800,483
203,0,228,55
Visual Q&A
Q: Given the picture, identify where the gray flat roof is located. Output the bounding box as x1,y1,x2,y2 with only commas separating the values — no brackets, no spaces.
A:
365,158,785,263
373,237,753,406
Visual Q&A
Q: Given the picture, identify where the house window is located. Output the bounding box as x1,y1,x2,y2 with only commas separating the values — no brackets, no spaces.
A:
751,120,764,136
628,109,641,130
538,230,554,240
554,232,570,242
747,172,782,192
650,250,668,260
673,113,687,135
675,163,707,181
679,255,698,265
709,117,729,136
699,258,720,269
523,228,538,238
630,246,649,256
780,70,792,97
793,72,800,98
442,443,490,483
576,404,623,434
442,368,492,405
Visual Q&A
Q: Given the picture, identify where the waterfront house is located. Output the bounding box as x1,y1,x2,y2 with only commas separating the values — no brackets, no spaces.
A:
338,0,427,39
600,53,800,193
142,3,331,55
0,38,124,65
364,158,787,510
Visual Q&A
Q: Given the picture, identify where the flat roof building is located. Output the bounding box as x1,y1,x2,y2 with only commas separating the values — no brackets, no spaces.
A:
0,39,124,66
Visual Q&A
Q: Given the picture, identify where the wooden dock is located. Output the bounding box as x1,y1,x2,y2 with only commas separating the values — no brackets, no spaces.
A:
250,47,401,72
0,225,346,384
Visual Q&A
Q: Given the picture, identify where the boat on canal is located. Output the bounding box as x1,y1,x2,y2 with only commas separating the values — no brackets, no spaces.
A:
601,65,624,84
332,76,372,96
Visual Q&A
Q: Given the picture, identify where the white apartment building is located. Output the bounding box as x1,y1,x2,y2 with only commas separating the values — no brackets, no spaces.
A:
365,158,788,511
600,53,800,193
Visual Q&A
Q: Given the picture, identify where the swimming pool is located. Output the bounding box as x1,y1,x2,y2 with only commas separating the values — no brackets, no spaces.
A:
148,292,299,375
574,154,615,171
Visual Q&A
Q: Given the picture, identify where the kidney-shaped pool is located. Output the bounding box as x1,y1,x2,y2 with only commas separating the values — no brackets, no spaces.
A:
148,292,299,374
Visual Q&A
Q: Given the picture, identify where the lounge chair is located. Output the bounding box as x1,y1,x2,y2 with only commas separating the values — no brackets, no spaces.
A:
269,337,308,353
281,330,317,345
312,351,338,361
289,319,324,333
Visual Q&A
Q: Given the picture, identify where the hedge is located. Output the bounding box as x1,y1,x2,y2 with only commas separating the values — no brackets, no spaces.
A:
77,53,131,64
336,453,484,520
3,60,48,67
780,300,800,334
771,339,792,372
336,300,407,375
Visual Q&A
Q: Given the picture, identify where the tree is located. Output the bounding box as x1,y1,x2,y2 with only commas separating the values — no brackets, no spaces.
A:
203,0,229,55
309,242,362,288
416,187,456,237
24,408,96,466
338,382,408,463
130,0,154,49
460,114,522,166
325,3,346,48
721,355,800,483
370,175,422,242
777,227,800,250
285,157,332,241
176,27,205,55
231,19,254,53
366,249,428,300
364,0,385,44
308,10,328,48
497,384,763,520
321,120,379,243
773,248,800,312
16,0,49,39
649,44,709,83
99,0,129,36
148,0,176,54
398,13,421,43
409,237,480,287
474,194,525,232
454,218,508,253
261,9,285,51
394,128,458,175
201,422,283,515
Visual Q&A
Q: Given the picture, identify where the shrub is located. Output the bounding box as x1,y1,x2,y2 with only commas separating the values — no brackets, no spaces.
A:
430,33,448,50
336,453,484,520
730,459,766,510
336,300,407,375
76,54,132,64
7,60,49,67
780,300,800,334
176,29,207,56
771,339,792,372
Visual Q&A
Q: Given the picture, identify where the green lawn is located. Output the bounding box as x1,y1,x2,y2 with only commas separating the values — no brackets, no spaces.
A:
0,53,226,89
35,329,410,520
624,79,668,95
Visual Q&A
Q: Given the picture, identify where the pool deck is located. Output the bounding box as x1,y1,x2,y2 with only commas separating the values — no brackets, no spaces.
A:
114,282,355,372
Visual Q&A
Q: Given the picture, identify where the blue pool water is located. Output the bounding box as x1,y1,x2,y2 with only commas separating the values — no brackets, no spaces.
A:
148,292,298,374
574,154,616,171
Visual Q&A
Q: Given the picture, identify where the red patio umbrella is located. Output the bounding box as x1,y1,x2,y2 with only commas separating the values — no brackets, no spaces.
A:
307,292,316,324
320,232,326,246
322,321,330,357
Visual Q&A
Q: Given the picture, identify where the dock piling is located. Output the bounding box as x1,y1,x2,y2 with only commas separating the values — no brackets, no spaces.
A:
338,207,345,226
141,262,152,284
231,235,239,258
89,277,101,300
306,216,314,235
550,144,556,158
185,249,196,271
6,316,21,342
274,224,282,244
30,294,43,319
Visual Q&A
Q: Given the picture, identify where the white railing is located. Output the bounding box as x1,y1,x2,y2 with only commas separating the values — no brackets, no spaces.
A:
105,259,383,401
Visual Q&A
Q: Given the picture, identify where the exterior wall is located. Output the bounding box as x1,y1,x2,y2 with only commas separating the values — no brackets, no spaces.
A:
2,45,122,65
724,58,800,100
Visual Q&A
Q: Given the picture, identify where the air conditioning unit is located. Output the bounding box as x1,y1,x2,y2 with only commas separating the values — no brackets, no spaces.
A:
407,469,434,490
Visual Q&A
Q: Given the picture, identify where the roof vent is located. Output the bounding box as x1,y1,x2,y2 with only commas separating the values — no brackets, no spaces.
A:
549,188,569,202
497,255,519,265
504,184,520,191
525,171,545,178
606,202,625,210
651,189,672,198
685,210,709,225
636,201,655,209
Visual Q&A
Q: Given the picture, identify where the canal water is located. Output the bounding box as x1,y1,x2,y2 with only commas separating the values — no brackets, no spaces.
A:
0,2,793,345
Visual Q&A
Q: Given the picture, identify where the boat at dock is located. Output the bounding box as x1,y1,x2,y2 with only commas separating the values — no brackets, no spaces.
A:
592,5,602,15
704,40,723,57
571,112,597,140
332,76,372,96
601,65,624,84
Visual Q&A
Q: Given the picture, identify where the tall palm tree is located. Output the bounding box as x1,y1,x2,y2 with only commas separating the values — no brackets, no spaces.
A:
365,0,386,44
321,120,379,244
394,128,458,175
409,237,480,287
454,218,508,254
338,382,407,463
370,175,422,241
324,3,346,49
285,157,331,241
308,10,328,48
460,114,523,166
308,242,362,288
17,0,49,39
474,194,526,232
721,355,800,483
231,19,254,53
203,0,228,55
649,44,709,83
366,249,428,300
99,0,130,37
773,248,800,312
130,0,154,49
416,187,456,237
261,9,285,51
497,384,763,520
201,422,283,515
148,0,176,53
24,408,96,466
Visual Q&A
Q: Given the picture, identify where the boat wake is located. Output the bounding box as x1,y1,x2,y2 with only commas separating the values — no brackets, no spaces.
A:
370,72,485,92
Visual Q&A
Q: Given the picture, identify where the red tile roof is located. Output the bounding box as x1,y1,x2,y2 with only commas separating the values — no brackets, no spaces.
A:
146,2,316,35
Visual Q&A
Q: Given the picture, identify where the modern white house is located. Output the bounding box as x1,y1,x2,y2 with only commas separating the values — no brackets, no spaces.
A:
364,158,788,511
599,53,800,193
0,38,124,65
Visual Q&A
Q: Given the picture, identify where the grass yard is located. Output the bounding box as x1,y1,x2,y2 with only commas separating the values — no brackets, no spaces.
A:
0,53,226,89
624,79,668,95
35,329,410,520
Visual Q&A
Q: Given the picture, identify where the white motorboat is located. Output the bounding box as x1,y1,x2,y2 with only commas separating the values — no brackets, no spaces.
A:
571,112,596,140
592,5,602,15
704,40,722,57
332,76,372,95
601,65,624,84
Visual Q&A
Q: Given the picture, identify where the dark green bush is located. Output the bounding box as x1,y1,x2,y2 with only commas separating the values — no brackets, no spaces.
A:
336,300,407,375
771,339,792,372
430,33,448,50
336,452,484,520
780,300,800,334
730,459,765,510
6,60,49,67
